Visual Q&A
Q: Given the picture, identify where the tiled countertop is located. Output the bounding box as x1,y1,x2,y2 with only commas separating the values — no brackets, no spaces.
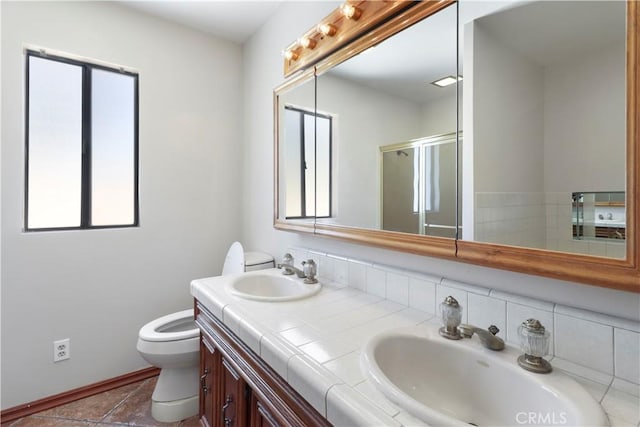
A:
191,269,640,427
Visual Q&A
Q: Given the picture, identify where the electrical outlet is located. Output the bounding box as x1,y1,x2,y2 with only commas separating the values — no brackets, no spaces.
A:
53,338,70,362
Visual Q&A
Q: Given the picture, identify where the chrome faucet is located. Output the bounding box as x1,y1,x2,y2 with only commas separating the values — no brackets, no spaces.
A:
458,324,505,351
277,253,302,276
276,254,318,284
279,264,306,277
439,296,505,351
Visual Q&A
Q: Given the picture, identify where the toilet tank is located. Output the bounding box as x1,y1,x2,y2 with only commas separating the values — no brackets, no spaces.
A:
244,252,275,272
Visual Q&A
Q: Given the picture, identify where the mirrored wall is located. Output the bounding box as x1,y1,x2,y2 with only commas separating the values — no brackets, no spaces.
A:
276,0,629,263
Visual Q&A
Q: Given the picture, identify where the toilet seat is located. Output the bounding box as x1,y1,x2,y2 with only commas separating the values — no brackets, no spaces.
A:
136,242,275,423
139,309,198,342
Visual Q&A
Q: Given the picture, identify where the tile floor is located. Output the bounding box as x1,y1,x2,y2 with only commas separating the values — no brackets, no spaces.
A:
2,377,200,427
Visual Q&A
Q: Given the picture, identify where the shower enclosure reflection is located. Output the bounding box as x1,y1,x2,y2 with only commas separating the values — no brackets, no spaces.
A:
381,133,459,237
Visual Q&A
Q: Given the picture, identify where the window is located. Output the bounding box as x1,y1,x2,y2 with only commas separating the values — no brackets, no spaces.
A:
25,50,139,231
283,106,332,219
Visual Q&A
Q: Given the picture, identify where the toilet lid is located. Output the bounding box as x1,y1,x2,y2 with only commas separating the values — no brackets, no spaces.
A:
222,241,245,275
138,309,199,342
245,251,274,267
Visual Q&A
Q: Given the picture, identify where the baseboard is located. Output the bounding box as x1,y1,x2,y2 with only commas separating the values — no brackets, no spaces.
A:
0,366,160,424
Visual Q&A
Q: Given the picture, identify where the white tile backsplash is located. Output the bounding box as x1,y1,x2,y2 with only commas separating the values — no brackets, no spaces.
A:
347,261,367,291
441,278,490,296
491,289,555,312
556,304,640,333
291,246,640,391
408,276,437,314
615,328,640,384
554,313,614,375
332,256,349,285
365,266,386,298
316,253,335,281
386,272,409,305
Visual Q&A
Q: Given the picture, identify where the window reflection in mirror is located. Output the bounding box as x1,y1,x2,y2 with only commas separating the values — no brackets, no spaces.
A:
277,75,316,223
315,3,458,235
283,106,332,219
459,0,627,259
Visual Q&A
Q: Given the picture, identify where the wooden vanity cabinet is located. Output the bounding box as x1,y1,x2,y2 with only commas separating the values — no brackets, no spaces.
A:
194,301,332,427
221,358,249,426
199,332,220,427
251,394,280,427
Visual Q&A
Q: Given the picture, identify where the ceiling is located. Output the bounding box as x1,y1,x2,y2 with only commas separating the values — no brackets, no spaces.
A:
117,1,626,104
329,0,626,104
118,1,283,43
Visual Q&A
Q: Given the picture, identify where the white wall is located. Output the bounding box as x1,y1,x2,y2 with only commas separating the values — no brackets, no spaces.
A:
1,1,243,409
472,23,545,194
543,43,626,193
241,2,639,323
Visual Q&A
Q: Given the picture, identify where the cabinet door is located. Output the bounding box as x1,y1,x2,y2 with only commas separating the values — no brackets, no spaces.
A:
221,358,249,427
200,334,220,427
251,394,280,427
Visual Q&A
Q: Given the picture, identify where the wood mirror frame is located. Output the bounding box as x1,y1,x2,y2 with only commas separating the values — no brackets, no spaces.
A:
274,0,639,292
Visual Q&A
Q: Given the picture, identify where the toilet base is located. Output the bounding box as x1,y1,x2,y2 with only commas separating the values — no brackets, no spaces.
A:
151,395,198,423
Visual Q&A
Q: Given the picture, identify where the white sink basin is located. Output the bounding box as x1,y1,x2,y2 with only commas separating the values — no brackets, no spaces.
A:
361,326,609,426
225,270,321,302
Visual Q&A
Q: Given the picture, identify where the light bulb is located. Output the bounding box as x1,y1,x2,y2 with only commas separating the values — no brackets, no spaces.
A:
341,3,362,20
282,49,299,61
318,23,337,37
300,36,317,49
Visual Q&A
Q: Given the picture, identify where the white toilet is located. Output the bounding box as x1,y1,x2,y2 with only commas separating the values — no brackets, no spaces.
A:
136,242,274,422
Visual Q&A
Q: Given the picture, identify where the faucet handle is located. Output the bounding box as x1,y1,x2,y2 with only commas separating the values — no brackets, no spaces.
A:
282,253,294,266
439,296,463,340
517,319,552,373
488,325,499,336
302,259,318,284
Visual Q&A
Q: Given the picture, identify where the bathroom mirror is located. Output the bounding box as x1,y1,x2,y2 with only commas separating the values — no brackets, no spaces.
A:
459,0,627,260
314,2,459,237
274,1,639,291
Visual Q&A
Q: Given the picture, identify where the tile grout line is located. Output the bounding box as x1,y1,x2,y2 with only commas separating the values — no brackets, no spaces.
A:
99,377,152,424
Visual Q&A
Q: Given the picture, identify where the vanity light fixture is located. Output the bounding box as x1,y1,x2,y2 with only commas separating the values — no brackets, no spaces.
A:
283,48,300,61
300,36,317,50
341,3,362,21
431,75,463,88
318,23,337,37
283,0,419,76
